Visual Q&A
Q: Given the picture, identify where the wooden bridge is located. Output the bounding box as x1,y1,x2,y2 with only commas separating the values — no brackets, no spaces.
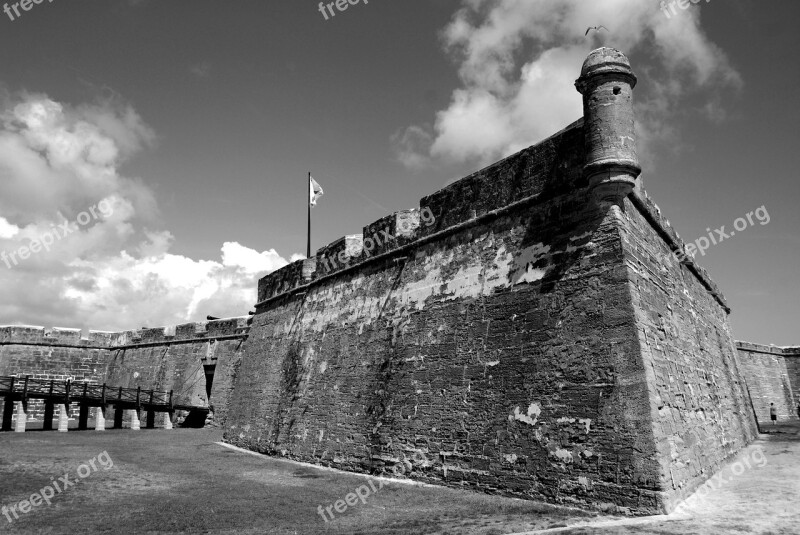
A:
0,375,206,432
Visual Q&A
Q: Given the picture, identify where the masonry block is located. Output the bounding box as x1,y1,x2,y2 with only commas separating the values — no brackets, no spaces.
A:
316,234,364,276
257,260,308,303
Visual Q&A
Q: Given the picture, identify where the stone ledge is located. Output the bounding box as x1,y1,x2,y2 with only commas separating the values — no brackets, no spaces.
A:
0,326,113,348
629,185,730,313
256,119,587,304
0,316,251,350
736,341,800,356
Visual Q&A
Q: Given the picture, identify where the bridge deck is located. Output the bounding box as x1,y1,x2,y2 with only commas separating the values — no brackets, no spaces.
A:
0,375,203,412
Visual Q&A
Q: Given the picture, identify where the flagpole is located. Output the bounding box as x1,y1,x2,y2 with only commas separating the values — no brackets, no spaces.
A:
307,171,311,258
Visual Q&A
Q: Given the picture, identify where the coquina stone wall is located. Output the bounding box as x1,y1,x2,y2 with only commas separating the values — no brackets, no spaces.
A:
0,318,250,423
736,342,800,423
1,47,771,516
222,48,760,515
620,186,758,512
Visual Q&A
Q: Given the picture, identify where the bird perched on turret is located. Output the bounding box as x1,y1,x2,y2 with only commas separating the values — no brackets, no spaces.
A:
585,25,608,36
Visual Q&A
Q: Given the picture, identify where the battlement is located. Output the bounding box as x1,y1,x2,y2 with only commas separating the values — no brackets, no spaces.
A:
0,316,251,350
630,183,729,312
257,119,589,305
255,117,729,313
110,316,251,347
736,341,800,356
0,325,116,348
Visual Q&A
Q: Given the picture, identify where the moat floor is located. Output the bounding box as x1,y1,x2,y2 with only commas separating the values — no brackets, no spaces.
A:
0,423,797,534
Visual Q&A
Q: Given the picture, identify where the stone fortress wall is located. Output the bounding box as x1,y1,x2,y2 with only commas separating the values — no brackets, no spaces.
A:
0,317,250,424
220,48,760,514
1,47,795,517
736,342,800,423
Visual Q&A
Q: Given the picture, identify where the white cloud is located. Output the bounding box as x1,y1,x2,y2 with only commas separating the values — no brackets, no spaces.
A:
0,93,291,331
395,0,742,167
0,217,19,239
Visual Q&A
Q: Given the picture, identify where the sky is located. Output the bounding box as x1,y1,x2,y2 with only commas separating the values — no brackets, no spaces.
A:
0,0,797,345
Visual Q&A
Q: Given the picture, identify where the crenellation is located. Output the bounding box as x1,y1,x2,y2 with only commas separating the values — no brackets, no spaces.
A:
418,123,586,239
205,316,251,337
0,316,252,425
363,210,420,258
194,322,208,335
257,259,307,303
316,234,364,275
174,322,198,339
736,341,800,356
629,184,729,312
0,326,109,348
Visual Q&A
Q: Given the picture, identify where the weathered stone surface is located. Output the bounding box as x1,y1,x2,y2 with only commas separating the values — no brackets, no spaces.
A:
736,342,800,423
222,48,759,516
224,127,755,516
618,194,758,512
226,181,667,512
0,48,770,518
0,317,250,423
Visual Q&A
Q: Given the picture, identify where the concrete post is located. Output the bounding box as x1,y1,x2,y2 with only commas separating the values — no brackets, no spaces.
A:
130,409,141,431
43,401,55,431
78,404,89,430
58,404,69,432
163,412,173,430
1,397,14,431
14,401,27,433
95,407,106,431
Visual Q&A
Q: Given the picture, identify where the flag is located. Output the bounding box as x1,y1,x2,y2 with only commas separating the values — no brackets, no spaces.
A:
309,176,324,206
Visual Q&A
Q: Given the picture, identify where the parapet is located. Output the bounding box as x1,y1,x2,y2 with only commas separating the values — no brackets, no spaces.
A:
109,316,251,348
316,234,364,276
256,120,587,305
0,326,115,348
0,317,251,350
629,183,729,312
257,259,310,304
420,120,585,236
736,341,800,356
253,48,732,317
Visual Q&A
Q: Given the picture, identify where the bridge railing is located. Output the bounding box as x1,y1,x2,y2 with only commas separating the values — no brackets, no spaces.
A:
0,376,174,410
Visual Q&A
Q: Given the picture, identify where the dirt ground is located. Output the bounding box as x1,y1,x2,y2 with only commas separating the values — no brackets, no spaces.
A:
0,422,798,534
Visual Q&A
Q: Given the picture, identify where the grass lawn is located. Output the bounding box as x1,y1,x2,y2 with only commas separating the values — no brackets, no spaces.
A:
0,428,596,534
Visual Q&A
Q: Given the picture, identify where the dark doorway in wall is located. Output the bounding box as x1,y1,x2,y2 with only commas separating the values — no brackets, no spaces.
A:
204,364,216,401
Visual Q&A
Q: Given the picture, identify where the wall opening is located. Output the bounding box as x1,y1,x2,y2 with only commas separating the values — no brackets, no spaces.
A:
204,364,216,402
